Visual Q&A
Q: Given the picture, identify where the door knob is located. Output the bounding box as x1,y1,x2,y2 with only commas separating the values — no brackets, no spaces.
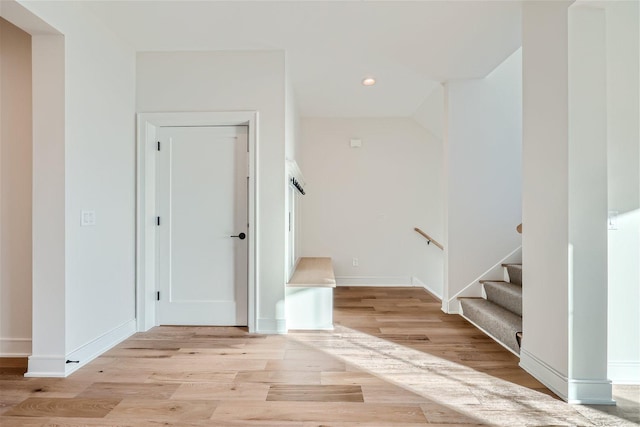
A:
230,232,246,240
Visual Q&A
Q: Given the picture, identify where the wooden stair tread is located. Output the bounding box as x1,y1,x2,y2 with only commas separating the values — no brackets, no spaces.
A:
287,257,336,288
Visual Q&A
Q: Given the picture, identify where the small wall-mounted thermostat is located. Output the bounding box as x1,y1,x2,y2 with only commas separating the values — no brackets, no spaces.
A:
350,139,362,148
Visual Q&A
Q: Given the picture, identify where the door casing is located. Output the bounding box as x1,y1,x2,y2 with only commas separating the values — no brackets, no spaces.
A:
136,112,257,333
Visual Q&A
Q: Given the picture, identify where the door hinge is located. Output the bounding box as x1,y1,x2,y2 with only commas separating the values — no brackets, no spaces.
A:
156,216,161,226
157,141,161,151
156,291,160,301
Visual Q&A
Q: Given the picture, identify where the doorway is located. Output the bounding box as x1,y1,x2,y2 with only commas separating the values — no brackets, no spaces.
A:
137,112,257,332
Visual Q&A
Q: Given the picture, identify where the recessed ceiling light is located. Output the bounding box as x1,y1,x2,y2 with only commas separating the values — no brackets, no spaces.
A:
362,77,376,86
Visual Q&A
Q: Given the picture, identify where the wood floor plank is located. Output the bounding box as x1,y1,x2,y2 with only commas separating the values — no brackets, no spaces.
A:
3,397,120,418
0,416,49,426
264,358,346,372
176,348,285,359
420,402,487,425
145,371,238,383
321,371,388,385
79,382,179,400
212,401,428,423
266,385,363,402
106,399,217,420
0,379,92,400
361,384,429,404
234,370,321,385
170,382,269,401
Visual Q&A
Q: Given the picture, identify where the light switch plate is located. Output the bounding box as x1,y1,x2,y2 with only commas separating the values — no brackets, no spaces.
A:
81,210,96,226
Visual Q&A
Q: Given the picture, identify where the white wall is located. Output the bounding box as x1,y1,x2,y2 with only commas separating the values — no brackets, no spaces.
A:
412,85,445,141
0,17,32,357
137,51,287,333
285,59,302,280
521,0,571,397
444,48,522,309
285,59,301,164
300,118,443,295
606,0,640,384
7,0,137,375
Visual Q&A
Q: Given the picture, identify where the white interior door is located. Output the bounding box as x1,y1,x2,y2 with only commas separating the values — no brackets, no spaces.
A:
157,126,248,326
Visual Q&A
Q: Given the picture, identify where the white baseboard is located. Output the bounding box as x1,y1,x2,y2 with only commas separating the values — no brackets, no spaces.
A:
444,298,463,314
410,277,443,300
25,355,67,378
64,319,137,376
0,337,32,357
568,378,614,405
520,347,568,400
257,318,287,334
520,348,615,404
336,276,412,286
608,361,640,384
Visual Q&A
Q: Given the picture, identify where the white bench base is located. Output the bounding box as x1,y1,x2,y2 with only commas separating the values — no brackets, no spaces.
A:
285,286,334,330
285,257,335,331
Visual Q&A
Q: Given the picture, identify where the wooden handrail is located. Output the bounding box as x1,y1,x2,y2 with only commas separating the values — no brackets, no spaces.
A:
516,223,522,234
414,227,444,250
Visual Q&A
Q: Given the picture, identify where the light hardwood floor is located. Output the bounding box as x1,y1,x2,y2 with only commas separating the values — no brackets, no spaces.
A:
1,287,638,426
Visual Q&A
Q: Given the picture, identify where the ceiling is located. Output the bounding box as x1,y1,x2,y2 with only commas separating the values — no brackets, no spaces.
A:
82,1,522,117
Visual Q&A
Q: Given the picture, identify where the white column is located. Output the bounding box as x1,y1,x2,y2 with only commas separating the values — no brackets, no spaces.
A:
568,6,612,404
521,0,613,404
27,34,67,377
605,0,640,385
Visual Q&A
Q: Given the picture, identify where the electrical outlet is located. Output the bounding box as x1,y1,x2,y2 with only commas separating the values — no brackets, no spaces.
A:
352,258,359,267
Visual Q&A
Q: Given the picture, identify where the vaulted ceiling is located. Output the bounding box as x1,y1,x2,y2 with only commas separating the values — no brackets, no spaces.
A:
83,1,522,117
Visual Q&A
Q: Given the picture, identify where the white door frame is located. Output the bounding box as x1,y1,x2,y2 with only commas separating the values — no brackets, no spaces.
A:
136,112,257,333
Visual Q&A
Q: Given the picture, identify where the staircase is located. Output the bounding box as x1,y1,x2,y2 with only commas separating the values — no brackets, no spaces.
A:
459,264,522,355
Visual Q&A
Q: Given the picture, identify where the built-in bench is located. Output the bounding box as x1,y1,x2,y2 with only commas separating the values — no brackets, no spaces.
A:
285,257,336,330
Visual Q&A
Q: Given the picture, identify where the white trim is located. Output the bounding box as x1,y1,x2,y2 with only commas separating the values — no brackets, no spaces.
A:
64,319,136,376
520,347,615,404
520,347,569,401
136,112,258,333
410,276,442,300
459,312,520,357
444,246,522,313
257,318,287,334
0,338,32,357
608,361,640,384
446,299,461,315
567,379,614,405
336,276,412,286
335,276,442,298
25,355,66,378
27,320,136,378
